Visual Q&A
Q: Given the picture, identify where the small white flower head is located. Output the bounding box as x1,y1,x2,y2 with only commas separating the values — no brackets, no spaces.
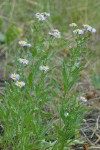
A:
64,112,69,117
83,24,96,33
15,81,25,88
80,96,87,102
18,40,27,46
18,40,31,47
39,66,49,72
69,23,77,27
49,29,61,38
83,24,93,32
35,13,45,21
18,58,29,65
53,31,61,38
73,29,84,35
35,12,50,21
38,14,46,21
10,73,20,81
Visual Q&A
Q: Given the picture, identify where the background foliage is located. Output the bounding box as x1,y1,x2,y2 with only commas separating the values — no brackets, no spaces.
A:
0,0,100,80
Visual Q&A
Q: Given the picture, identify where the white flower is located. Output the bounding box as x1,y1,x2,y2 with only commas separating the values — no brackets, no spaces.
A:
35,13,45,21
83,24,93,32
49,29,61,38
80,96,87,102
53,32,61,38
73,29,84,35
35,12,50,21
39,66,49,72
18,40,31,47
18,58,29,65
10,73,20,81
38,14,46,21
15,81,25,88
87,27,96,33
91,28,96,33
83,24,96,33
69,23,77,27
64,112,69,117
18,40,27,46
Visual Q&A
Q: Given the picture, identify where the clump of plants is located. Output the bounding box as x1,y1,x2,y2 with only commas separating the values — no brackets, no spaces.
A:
0,12,96,150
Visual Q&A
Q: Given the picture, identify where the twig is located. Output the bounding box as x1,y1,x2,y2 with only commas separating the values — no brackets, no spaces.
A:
96,115,100,130
88,147,100,149
81,129,93,145
94,133,100,144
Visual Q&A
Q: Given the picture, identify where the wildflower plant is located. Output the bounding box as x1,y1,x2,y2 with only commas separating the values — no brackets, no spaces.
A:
0,12,96,150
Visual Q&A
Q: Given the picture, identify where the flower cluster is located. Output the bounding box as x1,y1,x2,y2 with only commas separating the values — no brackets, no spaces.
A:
18,40,31,47
49,29,61,38
35,12,50,21
10,57,29,87
10,42,31,87
10,36,50,87
10,73,25,88
69,22,96,35
83,24,96,33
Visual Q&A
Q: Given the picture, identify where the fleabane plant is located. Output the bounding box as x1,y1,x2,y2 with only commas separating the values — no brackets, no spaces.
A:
0,13,96,150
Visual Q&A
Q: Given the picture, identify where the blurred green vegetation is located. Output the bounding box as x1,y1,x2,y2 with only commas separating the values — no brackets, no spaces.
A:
0,0,100,28
0,0,100,86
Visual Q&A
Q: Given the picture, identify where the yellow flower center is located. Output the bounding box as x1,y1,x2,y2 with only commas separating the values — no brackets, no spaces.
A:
56,33,59,36
20,41,25,45
81,97,85,100
72,23,75,25
76,29,79,33
13,74,17,78
42,66,46,69
22,59,26,62
39,15,43,19
18,82,22,86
